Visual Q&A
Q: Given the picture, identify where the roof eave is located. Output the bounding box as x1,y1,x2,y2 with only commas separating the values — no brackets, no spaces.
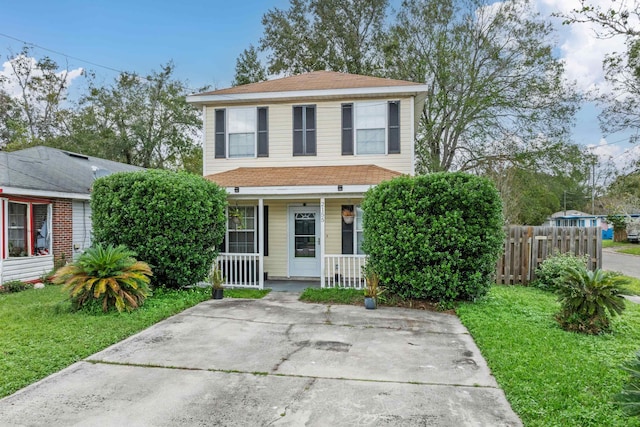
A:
187,85,429,106
220,184,375,198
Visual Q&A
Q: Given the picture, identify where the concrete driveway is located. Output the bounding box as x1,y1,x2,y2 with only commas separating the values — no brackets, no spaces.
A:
0,292,521,426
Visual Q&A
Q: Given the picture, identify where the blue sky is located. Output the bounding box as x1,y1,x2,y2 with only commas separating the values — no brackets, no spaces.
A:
0,0,637,169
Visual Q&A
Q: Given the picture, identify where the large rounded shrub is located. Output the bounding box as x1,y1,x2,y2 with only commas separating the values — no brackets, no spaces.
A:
362,173,504,303
91,170,227,288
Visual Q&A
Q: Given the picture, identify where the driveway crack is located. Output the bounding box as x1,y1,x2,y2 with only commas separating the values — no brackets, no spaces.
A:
266,377,317,425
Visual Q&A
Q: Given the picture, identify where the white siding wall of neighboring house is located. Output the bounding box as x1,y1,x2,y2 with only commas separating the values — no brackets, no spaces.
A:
204,97,415,176
1,255,54,283
72,200,92,259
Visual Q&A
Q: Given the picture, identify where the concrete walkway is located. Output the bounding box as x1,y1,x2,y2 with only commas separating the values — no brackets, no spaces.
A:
0,293,521,426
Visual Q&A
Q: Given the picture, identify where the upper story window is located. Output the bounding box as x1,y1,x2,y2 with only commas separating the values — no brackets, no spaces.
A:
342,101,400,155
293,105,316,156
215,107,268,159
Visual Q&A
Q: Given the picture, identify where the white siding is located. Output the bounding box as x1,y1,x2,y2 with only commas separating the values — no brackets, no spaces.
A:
204,97,415,176
1,255,54,283
72,200,92,259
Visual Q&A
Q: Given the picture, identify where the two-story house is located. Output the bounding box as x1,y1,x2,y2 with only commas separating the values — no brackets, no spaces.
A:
187,71,428,289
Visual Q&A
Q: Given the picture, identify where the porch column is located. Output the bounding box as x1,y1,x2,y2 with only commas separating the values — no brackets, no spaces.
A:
320,197,325,288
258,198,264,289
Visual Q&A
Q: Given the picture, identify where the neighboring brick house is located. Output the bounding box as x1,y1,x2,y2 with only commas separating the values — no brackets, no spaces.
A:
0,146,141,283
186,71,428,289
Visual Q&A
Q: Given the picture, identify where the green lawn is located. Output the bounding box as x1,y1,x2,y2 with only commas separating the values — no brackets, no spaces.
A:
620,246,640,256
0,285,269,399
457,286,640,427
620,276,640,295
300,287,362,304
603,240,628,248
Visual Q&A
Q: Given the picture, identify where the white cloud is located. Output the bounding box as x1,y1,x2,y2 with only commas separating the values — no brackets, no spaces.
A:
0,55,83,99
587,138,640,170
535,0,629,93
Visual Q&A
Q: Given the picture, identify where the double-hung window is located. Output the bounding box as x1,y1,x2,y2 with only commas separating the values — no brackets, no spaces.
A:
293,105,316,156
355,206,364,255
7,201,51,258
342,101,400,155
214,107,268,158
341,205,365,255
227,206,256,253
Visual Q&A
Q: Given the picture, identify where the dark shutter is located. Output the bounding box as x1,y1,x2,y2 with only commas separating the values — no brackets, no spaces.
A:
293,106,304,155
306,106,316,155
388,101,400,154
341,103,353,155
215,109,226,158
263,205,269,256
341,205,354,255
257,107,268,157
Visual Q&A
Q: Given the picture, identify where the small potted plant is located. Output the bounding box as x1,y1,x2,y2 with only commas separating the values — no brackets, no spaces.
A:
342,208,355,224
363,266,384,309
229,207,244,228
210,267,225,299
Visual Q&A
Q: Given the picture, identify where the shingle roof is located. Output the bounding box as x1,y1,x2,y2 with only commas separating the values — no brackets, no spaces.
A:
205,165,403,188
0,146,143,195
193,71,420,97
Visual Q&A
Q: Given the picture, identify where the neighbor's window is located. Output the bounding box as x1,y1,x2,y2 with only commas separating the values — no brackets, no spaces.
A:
227,206,256,253
7,202,51,257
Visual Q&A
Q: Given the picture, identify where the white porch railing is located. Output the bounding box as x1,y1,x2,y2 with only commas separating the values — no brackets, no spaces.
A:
323,254,367,288
214,253,263,289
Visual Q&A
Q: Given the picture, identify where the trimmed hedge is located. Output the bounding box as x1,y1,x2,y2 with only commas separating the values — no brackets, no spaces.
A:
362,173,504,303
91,170,227,288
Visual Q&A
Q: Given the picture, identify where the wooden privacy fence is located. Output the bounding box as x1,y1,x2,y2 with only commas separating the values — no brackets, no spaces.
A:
496,226,601,285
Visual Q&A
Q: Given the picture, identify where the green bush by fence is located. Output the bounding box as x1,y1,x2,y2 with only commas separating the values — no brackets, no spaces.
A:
362,173,504,304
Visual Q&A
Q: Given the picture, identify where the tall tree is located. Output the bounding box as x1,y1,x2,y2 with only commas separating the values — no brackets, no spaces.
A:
0,47,78,149
233,45,267,86
560,0,640,144
61,63,202,170
384,0,579,173
256,0,388,76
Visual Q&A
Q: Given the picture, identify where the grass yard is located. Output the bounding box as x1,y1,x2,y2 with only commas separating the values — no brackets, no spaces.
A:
620,276,640,295
0,285,269,399
300,287,362,304
457,286,640,427
603,240,628,248
619,246,640,256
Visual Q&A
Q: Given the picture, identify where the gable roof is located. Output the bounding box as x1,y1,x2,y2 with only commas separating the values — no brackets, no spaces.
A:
205,165,402,188
187,71,429,105
0,146,143,197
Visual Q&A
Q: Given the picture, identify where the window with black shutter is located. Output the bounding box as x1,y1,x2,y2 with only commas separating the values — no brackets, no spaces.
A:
214,109,226,158
257,107,269,157
342,103,353,155
388,101,400,154
293,105,316,156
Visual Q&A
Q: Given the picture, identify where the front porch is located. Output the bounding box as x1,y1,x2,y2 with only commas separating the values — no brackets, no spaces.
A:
205,165,400,290
214,245,368,290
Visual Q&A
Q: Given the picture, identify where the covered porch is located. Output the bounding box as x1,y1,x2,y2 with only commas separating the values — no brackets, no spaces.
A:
207,165,400,290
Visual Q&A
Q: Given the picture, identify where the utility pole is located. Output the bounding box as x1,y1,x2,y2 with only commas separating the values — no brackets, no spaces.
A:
591,158,596,215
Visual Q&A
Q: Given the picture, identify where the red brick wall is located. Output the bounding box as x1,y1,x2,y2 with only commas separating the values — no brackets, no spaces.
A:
52,199,73,266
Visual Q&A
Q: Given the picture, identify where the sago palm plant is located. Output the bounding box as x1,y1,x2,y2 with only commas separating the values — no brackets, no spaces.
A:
614,351,640,417
556,267,627,334
52,244,152,313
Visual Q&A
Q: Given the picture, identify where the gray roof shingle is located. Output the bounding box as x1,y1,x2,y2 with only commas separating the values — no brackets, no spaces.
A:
0,146,142,195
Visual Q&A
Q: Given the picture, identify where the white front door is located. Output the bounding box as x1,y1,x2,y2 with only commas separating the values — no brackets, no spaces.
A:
289,206,321,277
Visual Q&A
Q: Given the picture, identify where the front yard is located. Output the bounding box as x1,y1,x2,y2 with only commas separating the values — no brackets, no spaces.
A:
0,285,268,399
457,286,640,427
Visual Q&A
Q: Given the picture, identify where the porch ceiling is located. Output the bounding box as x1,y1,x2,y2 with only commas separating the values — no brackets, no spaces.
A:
205,165,403,188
